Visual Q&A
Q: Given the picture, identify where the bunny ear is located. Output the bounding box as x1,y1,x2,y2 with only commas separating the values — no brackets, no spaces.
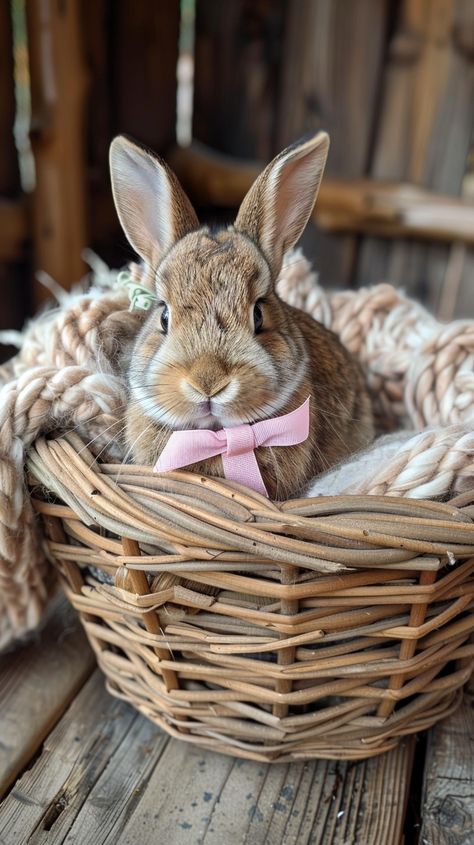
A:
235,132,329,275
109,135,199,266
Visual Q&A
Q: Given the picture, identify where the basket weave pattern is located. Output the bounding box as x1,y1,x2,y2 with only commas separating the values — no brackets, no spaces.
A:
28,433,474,762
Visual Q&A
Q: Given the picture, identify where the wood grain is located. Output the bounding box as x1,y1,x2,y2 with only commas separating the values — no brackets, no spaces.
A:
81,0,180,267
419,683,474,845
108,737,414,844
0,595,95,799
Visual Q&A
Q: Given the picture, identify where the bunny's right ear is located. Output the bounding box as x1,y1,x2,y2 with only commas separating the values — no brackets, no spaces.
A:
109,135,199,266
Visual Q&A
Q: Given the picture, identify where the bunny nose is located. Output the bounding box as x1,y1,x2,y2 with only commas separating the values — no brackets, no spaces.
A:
186,375,231,399
185,356,230,399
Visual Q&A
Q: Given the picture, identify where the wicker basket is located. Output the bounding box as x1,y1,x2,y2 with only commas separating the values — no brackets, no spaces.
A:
27,432,474,762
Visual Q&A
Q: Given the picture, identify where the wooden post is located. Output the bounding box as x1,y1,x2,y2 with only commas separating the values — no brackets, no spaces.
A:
0,1,28,361
26,0,89,305
86,0,180,262
0,3,20,196
275,0,391,285
112,0,180,152
355,0,474,313
193,0,286,160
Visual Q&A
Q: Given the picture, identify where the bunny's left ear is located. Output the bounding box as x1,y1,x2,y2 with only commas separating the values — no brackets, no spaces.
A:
235,132,329,275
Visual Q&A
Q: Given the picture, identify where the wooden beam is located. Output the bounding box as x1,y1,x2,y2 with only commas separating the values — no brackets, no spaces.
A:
317,180,474,245
26,0,89,303
169,142,474,246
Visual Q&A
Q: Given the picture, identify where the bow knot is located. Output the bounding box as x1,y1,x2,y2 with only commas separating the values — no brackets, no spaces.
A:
154,397,310,497
224,423,257,457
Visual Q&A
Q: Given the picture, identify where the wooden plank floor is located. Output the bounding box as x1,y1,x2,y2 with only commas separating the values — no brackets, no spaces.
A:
419,679,474,845
0,599,472,845
0,595,95,798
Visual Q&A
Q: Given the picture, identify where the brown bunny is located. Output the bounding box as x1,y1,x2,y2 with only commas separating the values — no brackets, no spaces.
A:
110,132,374,500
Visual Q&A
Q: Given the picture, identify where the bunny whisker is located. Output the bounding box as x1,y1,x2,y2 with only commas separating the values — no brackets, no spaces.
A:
78,417,129,456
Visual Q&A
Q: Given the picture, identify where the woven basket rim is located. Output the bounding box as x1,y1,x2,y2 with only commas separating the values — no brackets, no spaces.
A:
27,431,474,575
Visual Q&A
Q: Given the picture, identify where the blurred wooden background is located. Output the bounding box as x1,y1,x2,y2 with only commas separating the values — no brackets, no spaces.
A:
1,0,474,361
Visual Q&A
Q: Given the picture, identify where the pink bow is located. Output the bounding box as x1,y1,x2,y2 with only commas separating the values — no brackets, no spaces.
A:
153,398,310,497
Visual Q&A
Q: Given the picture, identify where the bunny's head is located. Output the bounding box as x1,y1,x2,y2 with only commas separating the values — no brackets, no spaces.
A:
109,133,329,433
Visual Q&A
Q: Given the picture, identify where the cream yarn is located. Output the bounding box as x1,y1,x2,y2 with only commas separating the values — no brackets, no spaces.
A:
1,250,473,650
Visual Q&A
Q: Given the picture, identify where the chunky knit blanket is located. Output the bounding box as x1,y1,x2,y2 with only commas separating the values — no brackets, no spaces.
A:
1,250,474,651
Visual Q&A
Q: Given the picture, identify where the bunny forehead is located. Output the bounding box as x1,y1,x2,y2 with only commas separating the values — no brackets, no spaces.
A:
154,227,272,304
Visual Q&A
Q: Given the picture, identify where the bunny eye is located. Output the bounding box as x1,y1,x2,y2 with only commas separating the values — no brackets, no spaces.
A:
160,304,169,333
253,301,264,334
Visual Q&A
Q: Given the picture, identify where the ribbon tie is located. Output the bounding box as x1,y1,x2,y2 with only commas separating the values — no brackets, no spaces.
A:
153,398,310,497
